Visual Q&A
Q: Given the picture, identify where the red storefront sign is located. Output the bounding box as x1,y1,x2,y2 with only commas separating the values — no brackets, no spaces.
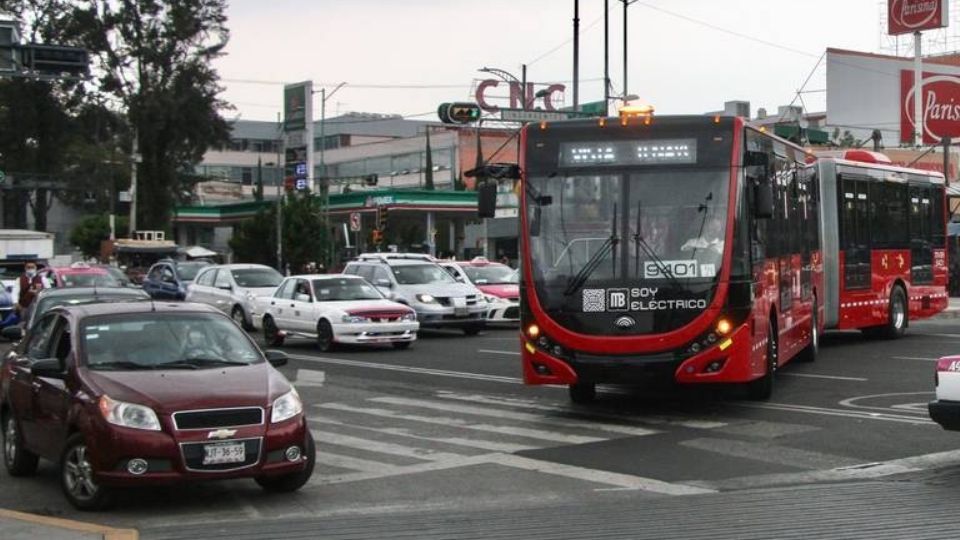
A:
888,0,948,35
900,69,960,144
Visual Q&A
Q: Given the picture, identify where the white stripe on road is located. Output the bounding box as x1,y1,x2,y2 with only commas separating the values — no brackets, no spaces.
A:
311,429,464,462
294,369,326,386
313,418,537,453
478,349,521,356
290,354,523,384
313,451,401,474
737,401,935,425
892,356,938,362
681,437,863,470
317,402,604,445
368,396,658,437
434,391,728,430
778,373,867,382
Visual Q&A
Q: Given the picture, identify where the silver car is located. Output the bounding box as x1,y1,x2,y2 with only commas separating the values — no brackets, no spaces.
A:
343,254,488,335
185,263,283,330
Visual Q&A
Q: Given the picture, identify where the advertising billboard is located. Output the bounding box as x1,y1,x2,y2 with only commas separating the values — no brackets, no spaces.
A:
901,69,960,143
282,81,314,191
888,0,949,35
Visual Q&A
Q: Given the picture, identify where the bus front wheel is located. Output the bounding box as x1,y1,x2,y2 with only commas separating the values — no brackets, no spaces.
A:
864,286,907,340
569,382,597,404
747,320,777,401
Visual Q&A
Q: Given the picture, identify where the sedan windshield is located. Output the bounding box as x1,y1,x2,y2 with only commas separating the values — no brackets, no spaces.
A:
233,268,283,288
35,292,148,321
82,313,262,370
391,264,456,285
463,264,516,285
313,278,383,301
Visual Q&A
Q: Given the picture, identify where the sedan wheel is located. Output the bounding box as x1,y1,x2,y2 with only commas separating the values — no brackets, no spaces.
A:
232,306,253,331
61,434,113,510
317,320,336,352
263,316,284,347
3,414,38,476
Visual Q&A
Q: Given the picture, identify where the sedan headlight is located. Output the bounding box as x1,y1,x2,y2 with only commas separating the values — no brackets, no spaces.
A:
98,395,161,431
484,295,499,304
416,293,437,304
271,388,303,424
341,314,369,323
401,312,417,322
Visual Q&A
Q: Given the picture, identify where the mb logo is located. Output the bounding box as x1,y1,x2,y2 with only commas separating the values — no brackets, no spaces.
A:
608,289,629,312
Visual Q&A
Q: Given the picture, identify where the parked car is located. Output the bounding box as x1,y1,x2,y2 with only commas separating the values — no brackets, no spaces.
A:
929,355,960,430
0,302,314,510
38,262,120,288
186,264,283,330
6,286,150,336
93,265,134,287
256,274,418,351
342,254,488,335
141,259,210,300
439,257,519,323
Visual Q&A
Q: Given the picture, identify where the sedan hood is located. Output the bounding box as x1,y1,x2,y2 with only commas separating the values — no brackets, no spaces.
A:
328,299,413,316
400,282,480,298
477,284,519,299
239,286,278,298
82,363,289,414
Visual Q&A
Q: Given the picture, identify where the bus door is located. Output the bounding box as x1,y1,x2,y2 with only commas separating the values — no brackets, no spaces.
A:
840,177,871,292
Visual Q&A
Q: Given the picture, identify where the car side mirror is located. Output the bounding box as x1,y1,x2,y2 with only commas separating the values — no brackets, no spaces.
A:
752,176,774,219
375,279,392,288
2,326,23,341
264,350,288,367
31,358,64,379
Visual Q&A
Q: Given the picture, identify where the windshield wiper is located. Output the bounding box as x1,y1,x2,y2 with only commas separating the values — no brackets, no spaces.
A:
168,357,250,368
632,200,683,291
563,203,619,297
88,361,158,370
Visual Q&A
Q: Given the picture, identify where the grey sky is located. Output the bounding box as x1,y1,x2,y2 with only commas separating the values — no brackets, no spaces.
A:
215,1,925,122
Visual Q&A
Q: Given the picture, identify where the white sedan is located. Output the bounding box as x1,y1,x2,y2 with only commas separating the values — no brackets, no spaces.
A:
255,274,419,351
929,355,960,431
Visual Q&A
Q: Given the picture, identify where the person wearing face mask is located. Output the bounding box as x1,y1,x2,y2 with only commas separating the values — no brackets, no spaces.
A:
16,261,44,315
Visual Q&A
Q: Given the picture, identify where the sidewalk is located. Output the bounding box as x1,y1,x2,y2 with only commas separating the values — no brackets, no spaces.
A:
0,509,137,540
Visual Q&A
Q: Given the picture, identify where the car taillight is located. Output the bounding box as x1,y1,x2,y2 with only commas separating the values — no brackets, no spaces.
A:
936,357,960,372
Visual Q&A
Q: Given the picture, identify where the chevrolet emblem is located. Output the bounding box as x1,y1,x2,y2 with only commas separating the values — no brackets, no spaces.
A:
207,428,238,440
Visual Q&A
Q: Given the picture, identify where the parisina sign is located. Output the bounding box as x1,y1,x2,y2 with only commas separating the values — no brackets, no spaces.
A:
900,69,960,144
888,0,949,35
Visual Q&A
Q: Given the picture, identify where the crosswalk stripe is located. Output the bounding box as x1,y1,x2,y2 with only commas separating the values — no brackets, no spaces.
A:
313,451,401,474
317,402,604,445
369,396,658,437
434,392,728,430
311,429,464,462
680,437,863,470
313,419,537,453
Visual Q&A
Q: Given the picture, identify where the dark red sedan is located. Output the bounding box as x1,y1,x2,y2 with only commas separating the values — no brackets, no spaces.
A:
0,302,314,510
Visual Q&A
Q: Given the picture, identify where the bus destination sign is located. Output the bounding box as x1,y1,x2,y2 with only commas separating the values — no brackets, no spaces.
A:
559,139,697,167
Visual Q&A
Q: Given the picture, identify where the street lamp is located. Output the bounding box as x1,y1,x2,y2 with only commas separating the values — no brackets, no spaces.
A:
317,82,346,269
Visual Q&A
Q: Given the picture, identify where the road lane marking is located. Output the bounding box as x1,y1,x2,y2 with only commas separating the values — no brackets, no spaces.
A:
313,418,537,453
368,396,658,437
294,368,325,386
681,437,862,470
290,354,523,384
837,392,933,416
317,402,605,445
914,333,960,339
737,401,935,425
778,373,867,382
311,429,464,462
313,451,402,474
892,356,938,361
434,391,728,429
478,349,521,356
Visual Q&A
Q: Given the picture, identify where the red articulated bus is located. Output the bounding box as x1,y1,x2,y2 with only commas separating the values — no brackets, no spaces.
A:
507,115,946,403
817,151,948,336
516,115,818,402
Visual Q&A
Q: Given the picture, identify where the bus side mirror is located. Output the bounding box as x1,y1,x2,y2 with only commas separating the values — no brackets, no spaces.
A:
478,182,497,218
753,177,774,219
529,206,542,237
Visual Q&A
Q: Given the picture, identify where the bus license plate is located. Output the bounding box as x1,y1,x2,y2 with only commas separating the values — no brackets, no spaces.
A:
203,442,245,465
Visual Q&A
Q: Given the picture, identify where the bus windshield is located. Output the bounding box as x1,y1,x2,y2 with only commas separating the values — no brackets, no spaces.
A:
526,168,729,335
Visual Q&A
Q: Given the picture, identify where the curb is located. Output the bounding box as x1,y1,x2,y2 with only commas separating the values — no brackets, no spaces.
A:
933,309,960,320
0,509,138,540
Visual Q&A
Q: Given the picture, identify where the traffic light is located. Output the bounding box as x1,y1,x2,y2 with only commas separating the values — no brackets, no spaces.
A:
364,173,378,186
377,205,388,231
438,102,482,124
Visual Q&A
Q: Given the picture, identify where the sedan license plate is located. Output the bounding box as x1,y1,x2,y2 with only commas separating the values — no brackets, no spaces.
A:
203,442,245,465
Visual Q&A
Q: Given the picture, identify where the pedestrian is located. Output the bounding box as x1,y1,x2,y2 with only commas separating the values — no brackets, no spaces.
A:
15,260,44,315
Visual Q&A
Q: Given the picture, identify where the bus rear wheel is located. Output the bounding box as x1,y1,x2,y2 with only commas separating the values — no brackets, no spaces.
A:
798,303,818,363
864,286,907,340
569,382,597,404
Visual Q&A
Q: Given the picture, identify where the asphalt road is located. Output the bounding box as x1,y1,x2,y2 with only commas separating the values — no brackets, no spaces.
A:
5,319,960,539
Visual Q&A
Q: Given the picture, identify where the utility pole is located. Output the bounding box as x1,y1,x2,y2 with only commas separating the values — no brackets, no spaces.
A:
276,112,283,273
573,0,580,111
129,128,138,235
604,0,610,115
623,0,628,98
318,82,346,269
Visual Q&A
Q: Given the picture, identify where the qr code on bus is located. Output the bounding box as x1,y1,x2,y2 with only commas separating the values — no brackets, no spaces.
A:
582,289,606,312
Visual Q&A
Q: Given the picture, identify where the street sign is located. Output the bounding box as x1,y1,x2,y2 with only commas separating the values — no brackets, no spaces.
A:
561,100,607,117
499,108,597,123
349,212,362,232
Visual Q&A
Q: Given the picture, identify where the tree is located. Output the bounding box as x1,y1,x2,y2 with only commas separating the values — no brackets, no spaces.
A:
69,213,128,259
229,194,329,272
65,0,232,230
